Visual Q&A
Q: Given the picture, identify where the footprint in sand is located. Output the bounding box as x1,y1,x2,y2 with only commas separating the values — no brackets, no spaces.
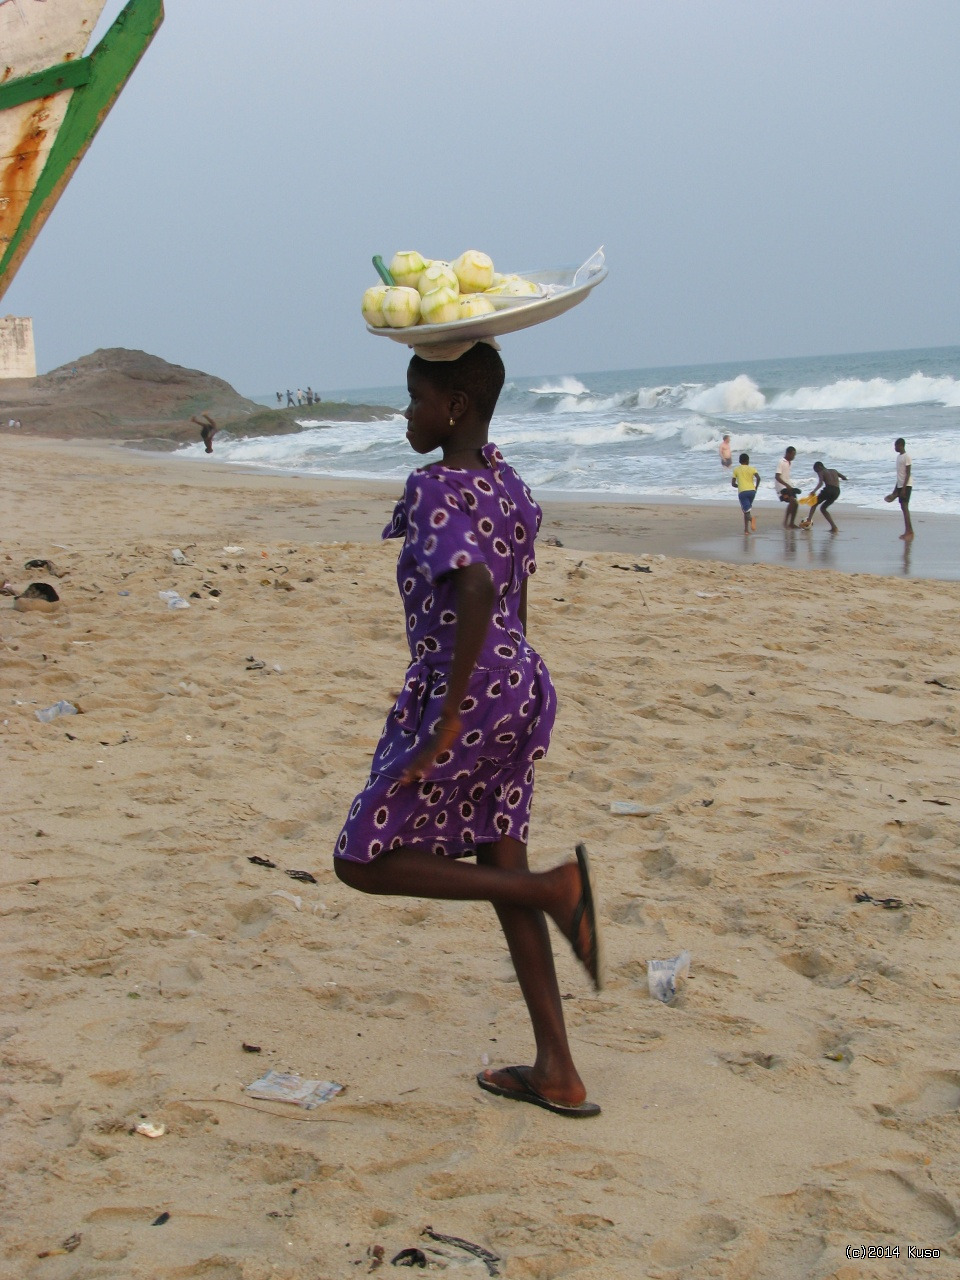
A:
139,1020,196,1059
157,961,204,998
779,947,851,987
851,1168,959,1241
235,1141,335,1186
370,989,436,1016
224,897,275,938
607,897,647,926
641,848,676,877
888,1069,960,1122
648,1212,739,1268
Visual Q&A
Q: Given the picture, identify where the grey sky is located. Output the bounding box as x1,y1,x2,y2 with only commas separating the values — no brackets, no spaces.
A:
5,0,958,394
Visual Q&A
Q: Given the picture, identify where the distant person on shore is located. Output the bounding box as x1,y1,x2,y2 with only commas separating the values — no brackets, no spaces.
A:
774,446,801,528
286,389,295,407
276,391,283,405
732,452,760,533
884,437,913,540
803,461,846,533
719,434,732,468
191,413,218,453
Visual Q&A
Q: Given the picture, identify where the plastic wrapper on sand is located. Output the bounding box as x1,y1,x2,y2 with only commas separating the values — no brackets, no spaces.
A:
245,1070,343,1109
647,951,691,1004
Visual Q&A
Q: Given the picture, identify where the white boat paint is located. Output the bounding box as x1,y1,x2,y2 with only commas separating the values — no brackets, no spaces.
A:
1,0,108,77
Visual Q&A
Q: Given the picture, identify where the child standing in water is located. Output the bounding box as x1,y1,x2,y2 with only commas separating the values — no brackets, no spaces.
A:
805,460,847,532
333,342,602,1118
731,452,761,533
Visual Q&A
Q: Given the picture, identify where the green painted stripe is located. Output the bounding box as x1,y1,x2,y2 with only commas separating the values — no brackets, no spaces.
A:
0,0,164,301
0,58,91,112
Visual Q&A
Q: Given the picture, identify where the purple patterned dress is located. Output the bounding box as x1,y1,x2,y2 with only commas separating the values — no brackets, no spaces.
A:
334,443,556,863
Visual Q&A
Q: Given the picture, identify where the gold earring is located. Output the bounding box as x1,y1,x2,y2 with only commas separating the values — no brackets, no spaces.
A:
449,417,456,427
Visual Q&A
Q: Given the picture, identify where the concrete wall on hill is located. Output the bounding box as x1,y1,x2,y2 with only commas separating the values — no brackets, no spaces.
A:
0,316,36,379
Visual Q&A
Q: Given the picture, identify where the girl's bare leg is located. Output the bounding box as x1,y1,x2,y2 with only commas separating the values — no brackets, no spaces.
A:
336,845,576,912
335,842,590,1104
477,836,586,1105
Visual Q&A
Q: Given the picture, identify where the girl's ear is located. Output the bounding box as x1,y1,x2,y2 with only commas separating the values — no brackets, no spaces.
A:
449,389,469,421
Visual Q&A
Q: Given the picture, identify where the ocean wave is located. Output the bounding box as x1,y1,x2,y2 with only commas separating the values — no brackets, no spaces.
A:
528,376,589,396
524,370,960,418
553,391,627,413
574,421,659,446
635,383,702,409
770,432,960,466
772,373,960,411
683,375,767,414
530,382,699,415
292,412,405,429
179,350,960,515
206,422,402,468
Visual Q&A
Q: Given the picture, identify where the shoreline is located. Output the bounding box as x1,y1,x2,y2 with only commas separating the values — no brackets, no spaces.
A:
6,434,959,581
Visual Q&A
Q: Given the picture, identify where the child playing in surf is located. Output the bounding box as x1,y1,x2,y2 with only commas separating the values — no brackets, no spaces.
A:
191,413,217,453
803,460,847,532
732,452,761,533
333,341,602,1117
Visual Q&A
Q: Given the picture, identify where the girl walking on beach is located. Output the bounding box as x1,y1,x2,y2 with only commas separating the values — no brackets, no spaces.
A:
333,341,602,1117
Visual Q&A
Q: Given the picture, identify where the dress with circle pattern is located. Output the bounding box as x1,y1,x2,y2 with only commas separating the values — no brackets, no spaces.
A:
334,443,556,863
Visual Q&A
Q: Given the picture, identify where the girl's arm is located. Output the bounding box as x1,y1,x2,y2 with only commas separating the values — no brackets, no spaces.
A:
399,562,495,784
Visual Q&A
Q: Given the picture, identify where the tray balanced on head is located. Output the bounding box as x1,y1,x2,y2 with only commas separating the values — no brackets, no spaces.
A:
365,248,607,349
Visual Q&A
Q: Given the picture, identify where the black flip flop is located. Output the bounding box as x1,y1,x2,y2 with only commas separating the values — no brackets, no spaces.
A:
477,1066,601,1118
570,842,604,991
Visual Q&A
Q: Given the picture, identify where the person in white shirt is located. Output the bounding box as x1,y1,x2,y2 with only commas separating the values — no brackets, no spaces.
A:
774,446,801,528
884,437,913,540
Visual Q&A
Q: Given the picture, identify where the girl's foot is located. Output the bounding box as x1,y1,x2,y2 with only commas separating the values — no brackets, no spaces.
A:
548,845,603,990
477,1064,599,1116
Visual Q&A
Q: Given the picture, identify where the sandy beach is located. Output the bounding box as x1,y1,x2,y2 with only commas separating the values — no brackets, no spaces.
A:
3,435,959,1279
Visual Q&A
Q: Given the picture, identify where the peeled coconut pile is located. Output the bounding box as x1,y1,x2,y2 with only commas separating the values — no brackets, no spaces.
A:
361,249,539,329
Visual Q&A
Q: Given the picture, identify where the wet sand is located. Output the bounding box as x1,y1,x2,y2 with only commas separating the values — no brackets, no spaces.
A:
8,436,958,580
541,496,959,581
2,435,959,1279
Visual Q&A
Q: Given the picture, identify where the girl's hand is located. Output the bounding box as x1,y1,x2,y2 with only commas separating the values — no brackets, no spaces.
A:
400,713,462,784
400,563,493,785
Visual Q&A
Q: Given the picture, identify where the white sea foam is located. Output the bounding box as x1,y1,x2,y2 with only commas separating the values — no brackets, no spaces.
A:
683,375,767,414
552,392,617,413
679,419,723,449
772,373,960,411
569,421,646,444
528,376,589,396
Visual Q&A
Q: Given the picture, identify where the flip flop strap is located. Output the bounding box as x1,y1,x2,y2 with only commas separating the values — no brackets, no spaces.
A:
569,896,595,972
506,1065,543,1103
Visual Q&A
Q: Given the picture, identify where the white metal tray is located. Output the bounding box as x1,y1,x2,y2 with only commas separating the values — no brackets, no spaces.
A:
366,249,607,347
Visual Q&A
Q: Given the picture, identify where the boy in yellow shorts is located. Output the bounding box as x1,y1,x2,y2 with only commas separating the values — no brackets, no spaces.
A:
732,452,761,533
